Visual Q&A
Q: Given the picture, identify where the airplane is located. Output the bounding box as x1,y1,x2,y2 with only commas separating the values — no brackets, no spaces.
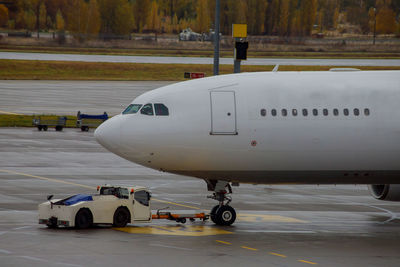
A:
94,70,400,226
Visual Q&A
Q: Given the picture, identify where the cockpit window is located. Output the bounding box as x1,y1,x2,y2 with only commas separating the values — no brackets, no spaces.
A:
154,103,169,116
140,103,154,115
123,104,142,115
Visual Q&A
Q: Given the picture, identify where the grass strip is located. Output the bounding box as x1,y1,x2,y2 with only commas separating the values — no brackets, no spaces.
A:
0,114,77,128
1,59,400,81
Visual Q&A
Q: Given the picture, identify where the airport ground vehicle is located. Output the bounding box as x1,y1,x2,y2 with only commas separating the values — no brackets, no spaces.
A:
32,116,67,131
38,185,208,228
76,111,108,132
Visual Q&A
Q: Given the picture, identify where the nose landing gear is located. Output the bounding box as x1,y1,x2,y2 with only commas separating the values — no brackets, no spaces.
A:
206,180,236,226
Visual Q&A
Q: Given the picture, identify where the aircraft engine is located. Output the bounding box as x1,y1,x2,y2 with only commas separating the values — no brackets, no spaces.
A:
368,184,400,201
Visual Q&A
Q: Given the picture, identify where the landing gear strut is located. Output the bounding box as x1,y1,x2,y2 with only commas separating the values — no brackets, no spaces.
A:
205,180,236,226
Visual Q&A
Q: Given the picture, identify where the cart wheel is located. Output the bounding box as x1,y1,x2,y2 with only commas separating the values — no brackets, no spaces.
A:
43,126,48,131
75,208,93,229
81,126,85,132
38,126,42,131
113,207,130,227
179,218,186,224
190,218,195,222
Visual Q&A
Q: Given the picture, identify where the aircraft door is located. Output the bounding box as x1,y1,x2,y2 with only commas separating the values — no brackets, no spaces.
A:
210,91,237,135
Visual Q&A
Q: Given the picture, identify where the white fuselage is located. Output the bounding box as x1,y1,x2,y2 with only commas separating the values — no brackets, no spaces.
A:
95,71,400,184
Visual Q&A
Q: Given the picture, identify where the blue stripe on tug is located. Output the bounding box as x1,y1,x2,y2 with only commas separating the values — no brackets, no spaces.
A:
64,194,93,206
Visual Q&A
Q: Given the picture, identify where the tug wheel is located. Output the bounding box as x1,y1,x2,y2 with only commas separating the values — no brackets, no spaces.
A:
113,207,130,227
75,208,93,229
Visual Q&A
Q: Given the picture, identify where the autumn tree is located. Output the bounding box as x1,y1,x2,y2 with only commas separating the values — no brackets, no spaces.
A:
133,0,150,32
278,0,290,36
265,0,279,34
55,9,64,31
114,0,133,36
24,10,36,30
376,1,397,34
147,1,161,33
300,0,317,36
0,4,8,27
66,0,101,41
317,0,340,31
39,1,46,30
246,0,267,35
195,0,210,33
86,0,101,37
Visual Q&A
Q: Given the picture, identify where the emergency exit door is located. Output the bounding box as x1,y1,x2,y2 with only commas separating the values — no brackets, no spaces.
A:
210,91,237,135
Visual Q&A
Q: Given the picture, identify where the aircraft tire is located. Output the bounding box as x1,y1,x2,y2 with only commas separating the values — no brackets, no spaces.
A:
210,205,220,224
215,205,236,226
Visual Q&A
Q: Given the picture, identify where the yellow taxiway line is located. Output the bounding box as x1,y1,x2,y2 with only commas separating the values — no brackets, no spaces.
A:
298,260,318,265
0,169,201,210
216,240,232,245
241,246,258,251
269,252,287,258
0,169,94,189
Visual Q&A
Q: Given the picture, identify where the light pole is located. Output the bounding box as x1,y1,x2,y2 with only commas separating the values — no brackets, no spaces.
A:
213,0,220,75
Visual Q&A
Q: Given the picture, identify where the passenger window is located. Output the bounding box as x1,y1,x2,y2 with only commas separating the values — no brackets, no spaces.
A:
154,103,169,116
312,109,318,116
122,104,142,115
302,109,308,116
292,109,298,116
134,190,151,206
343,109,349,116
354,108,360,116
140,104,154,116
260,109,266,117
281,109,287,117
271,109,277,116
323,109,328,116
333,109,339,116
364,108,370,116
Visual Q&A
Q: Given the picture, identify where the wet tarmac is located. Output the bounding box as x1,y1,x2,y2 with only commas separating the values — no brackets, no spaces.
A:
0,127,400,267
1,51,400,66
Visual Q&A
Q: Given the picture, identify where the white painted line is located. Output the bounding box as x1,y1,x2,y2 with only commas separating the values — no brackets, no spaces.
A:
0,249,12,254
12,226,33,230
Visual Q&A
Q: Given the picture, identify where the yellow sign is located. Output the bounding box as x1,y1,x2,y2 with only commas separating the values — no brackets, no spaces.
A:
114,225,232,236
232,24,247,38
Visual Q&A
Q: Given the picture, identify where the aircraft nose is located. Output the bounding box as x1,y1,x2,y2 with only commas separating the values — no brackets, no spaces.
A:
94,115,121,153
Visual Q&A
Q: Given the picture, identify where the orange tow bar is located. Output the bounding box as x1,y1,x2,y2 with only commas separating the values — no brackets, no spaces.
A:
152,211,209,224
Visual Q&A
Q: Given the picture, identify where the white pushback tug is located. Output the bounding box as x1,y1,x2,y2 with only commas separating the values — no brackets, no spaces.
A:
38,185,207,229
